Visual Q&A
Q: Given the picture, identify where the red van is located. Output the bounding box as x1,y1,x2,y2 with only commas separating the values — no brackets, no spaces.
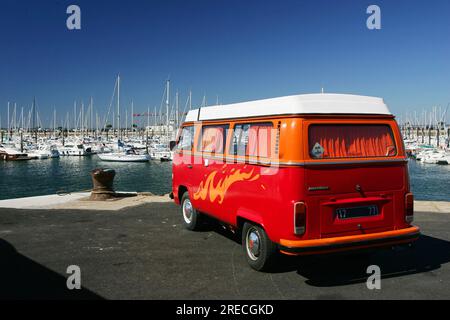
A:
172,93,420,271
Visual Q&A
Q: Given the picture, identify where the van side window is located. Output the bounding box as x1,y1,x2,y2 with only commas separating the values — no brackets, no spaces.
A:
177,126,194,151
199,125,229,153
231,123,273,158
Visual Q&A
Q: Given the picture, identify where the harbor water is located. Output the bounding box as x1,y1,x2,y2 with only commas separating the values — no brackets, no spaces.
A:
407,160,450,201
0,157,449,201
0,157,172,201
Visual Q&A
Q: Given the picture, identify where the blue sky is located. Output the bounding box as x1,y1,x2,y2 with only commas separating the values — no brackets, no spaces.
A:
1,0,449,127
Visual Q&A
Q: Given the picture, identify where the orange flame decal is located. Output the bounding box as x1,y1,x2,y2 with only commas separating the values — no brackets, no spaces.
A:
193,168,260,204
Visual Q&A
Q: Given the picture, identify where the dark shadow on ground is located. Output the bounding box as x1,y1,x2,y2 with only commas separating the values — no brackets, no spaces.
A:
0,239,103,300
294,235,450,287
199,217,450,286
198,215,242,243
297,235,450,287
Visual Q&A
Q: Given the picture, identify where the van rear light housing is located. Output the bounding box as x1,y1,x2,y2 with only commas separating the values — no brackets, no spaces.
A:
294,202,306,235
405,193,414,224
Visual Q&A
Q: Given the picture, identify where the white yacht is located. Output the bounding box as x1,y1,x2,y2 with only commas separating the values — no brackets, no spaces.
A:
97,149,150,162
149,143,173,161
26,144,60,159
421,150,448,165
59,144,92,156
0,144,31,161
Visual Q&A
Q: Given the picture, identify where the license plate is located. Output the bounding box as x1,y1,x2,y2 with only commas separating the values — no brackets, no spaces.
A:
336,205,379,220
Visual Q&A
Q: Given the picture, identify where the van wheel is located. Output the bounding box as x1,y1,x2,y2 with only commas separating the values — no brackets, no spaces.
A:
180,192,202,231
242,222,278,271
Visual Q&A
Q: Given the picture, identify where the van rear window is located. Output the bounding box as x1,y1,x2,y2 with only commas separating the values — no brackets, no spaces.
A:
308,124,397,159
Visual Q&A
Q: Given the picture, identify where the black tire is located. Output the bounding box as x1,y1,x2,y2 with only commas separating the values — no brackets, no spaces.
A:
180,192,202,231
242,222,278,271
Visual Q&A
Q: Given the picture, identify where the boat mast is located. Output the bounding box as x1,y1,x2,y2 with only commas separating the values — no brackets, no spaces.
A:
13,103,17,132
21,107,24,131
166,79,170,141
189,90,192,110
81,101,84,136
175,91,179,129
7,101,10,139
131,100,134,133
117,74,121,140
33,97,37,143
90,96,94,135
73,101,76,132
53,108,57,136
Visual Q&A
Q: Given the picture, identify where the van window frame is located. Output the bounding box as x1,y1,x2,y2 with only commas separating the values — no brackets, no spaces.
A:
198,123,230,156
229,121,274,161
306,122,398,160
176,125,195,152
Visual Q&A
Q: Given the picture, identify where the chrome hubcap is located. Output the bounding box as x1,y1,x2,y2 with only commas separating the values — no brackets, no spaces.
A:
182,199,193,224
246,228,261,261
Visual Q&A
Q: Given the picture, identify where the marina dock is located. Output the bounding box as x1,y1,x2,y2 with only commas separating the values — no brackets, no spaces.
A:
0,192,171,210
0,194,449,299
0,192,449,213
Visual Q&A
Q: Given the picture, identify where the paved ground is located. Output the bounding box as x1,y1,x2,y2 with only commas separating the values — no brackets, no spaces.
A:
0,192,171,210
0,201,449,300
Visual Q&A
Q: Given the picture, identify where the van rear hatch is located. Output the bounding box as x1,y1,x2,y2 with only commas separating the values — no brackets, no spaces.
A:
304,121,406,238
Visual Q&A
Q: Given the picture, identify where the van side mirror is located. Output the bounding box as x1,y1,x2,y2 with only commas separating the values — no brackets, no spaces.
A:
169,140,177,151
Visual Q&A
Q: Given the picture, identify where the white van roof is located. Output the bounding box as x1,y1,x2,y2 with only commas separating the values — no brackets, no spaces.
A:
184,93,391,122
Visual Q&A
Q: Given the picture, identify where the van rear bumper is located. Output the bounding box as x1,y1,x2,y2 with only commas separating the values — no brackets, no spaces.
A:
278,226,420,255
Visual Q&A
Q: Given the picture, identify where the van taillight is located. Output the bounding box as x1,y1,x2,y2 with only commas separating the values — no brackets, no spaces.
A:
294,202,306,235
405,193,414,224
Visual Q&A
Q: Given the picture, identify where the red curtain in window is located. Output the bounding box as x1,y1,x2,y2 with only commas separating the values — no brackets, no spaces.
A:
202,127,224,153
247,125,272,157
309,125,396,159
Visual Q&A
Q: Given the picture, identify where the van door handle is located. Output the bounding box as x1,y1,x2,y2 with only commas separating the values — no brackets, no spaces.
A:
187,164,193,169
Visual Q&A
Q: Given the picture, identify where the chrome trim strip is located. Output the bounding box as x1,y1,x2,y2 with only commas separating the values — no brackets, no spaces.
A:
301,159,408,166
175,153,407,167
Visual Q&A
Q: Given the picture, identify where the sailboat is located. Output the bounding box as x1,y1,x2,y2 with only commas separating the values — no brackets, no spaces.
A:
148,79,173,161
96,75,150,163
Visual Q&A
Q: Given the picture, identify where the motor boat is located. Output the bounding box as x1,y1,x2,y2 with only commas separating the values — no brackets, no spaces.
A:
149,143,173,161
26,144,59,159
0,144,31,161
421,150,448,165
97,148,150,162
59,143,92,156
26,149,49,159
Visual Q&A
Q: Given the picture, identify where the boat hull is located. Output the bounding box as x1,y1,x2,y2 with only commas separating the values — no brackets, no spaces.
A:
0,153,31,161
97,153,150,162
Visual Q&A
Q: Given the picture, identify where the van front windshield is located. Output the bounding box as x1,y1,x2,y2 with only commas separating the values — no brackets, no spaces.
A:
308,124,397,159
